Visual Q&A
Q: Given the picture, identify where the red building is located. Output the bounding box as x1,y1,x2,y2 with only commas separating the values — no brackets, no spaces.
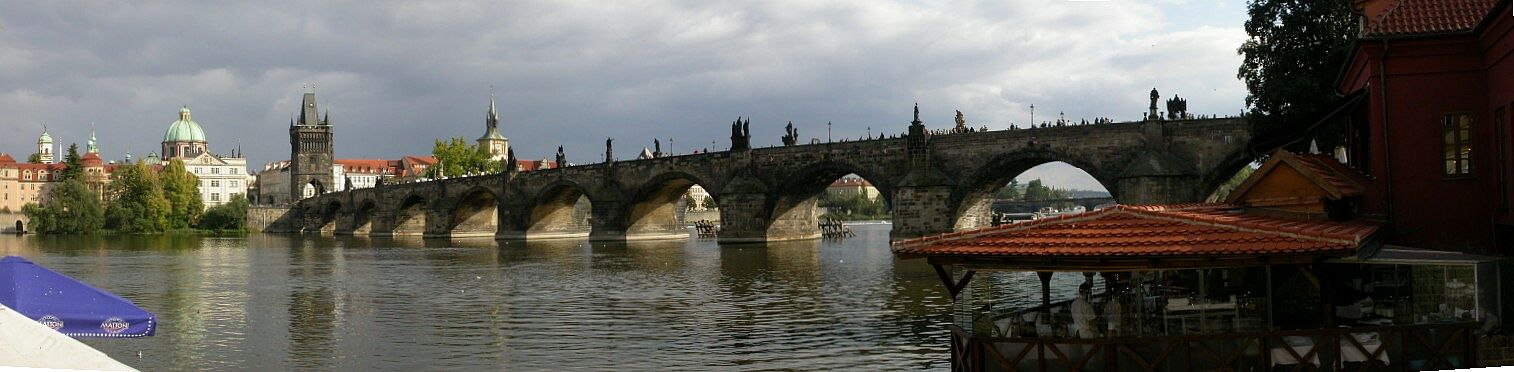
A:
1336,0,1513,252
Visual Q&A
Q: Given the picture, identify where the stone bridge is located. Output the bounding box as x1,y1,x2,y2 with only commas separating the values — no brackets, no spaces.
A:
265,116,1251,242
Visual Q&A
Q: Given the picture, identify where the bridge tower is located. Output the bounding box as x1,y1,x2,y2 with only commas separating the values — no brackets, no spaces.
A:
289,91,334,202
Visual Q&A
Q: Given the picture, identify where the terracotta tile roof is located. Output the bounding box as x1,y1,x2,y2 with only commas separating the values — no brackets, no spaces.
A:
515,160,557,171
334,159,396,174
1290,153,1367,197
0,154,14,164
1363,0,1499,38
892,204,1379,259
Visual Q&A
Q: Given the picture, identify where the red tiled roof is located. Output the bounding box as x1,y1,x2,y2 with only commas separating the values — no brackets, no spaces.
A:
515,160,557,171
0,154,14,164
335,159,396,174
892,204,1379,259
13,163,67,171
1363,0,1499,38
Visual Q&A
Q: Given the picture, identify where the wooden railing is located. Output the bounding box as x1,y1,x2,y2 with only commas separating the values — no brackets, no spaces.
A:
948,322,1478,372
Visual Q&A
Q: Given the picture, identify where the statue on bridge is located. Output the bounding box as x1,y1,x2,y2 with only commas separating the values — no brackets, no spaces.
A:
605,137,614,162
653,138,663,157
555,145,566,169
781,121,799,146
1148,88,1161,120
1166,95,1188,120
506,147,517,172
730,117,752,151
953,110,966,133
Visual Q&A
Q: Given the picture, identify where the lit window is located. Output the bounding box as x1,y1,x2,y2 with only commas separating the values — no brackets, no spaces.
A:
1443,113,1475,176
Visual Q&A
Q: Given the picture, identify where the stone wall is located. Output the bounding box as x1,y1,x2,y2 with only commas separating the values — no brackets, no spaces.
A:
247,206,298,233
0,212,26,233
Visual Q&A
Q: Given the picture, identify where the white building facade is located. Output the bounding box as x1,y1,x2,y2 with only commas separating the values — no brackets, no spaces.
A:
160,106,249,208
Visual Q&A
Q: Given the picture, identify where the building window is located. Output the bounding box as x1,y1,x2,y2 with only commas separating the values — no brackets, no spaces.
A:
230,180,238,187
1443,113,1474,177
211,193,219,202
211,168,219,174
231,168,238,174
211,180,220,187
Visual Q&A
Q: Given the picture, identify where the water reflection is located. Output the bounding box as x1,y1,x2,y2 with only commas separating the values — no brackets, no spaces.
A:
1,225,955,371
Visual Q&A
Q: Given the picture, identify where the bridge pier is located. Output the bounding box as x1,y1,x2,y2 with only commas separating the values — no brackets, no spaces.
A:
890,184,957,240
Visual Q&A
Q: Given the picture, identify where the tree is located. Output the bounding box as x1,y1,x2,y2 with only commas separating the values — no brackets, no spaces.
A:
104,161,169,233
198,193,248,231
1237,0,1358,150
1209,165,1258,201
995,179,1022,200
1023,179,1051,201
61,144,83,181
22,179,104,234
703,195,717,209
27,153,41,163
160,159,203,228
428,137,500,178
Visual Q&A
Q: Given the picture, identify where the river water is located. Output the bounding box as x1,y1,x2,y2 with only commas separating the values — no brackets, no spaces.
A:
0,224,972,371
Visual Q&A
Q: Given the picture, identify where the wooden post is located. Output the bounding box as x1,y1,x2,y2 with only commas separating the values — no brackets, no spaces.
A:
1038,271,1053,308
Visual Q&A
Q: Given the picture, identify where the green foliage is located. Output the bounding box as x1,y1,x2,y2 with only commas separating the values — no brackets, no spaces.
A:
994,179,1022,200
1209,165,1259,201
27,153,41,163
428,137,500,178
1238,0,1358,150
104,161,170,233
22,179,105,234
62,144,84,181
1000,179,1072,202
160,159,203,228
818,192,888,220
703,195,717,209
197,193,248,231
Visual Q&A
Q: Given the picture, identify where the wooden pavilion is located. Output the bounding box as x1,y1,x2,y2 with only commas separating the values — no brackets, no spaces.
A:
894,150,1494,371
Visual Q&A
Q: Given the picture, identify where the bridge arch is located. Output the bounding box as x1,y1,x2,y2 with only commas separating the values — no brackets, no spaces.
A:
767,161,894,240
526,180,594,238
343,198,377,235
950,149,1115,231
1201,148,1260,201
447,186,500,238
624,171,712,238
388,192,430,236
309,199,341,233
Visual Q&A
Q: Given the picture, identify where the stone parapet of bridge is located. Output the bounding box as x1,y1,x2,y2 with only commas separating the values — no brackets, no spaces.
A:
263,117,1251,242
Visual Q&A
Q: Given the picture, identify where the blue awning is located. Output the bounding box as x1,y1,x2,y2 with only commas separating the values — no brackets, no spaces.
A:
0,256,155,338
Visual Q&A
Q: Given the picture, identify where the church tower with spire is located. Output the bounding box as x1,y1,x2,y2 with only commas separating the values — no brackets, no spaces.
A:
289,90,334,201
477,95,509,162
36,127,54,164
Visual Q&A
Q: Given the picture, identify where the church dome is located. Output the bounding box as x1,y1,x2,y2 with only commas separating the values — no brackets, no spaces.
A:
164,106,207,143
37,130,52,144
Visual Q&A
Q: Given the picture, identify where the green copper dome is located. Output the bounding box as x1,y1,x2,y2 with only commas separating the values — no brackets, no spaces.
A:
164,106,207,143
37,129,52,144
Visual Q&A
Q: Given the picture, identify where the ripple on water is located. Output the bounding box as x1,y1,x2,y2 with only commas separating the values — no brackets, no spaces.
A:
6,225,958,371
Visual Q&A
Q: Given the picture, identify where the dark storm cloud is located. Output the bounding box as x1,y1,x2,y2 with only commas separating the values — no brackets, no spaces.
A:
0,1,1245,189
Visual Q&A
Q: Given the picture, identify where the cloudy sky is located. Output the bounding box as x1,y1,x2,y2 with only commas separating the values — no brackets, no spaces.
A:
0,0,1247,191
